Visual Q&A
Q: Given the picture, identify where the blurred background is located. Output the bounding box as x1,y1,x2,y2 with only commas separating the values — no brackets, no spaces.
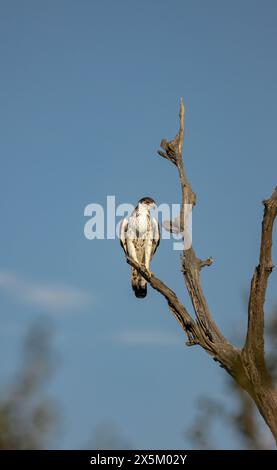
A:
0,0,276,449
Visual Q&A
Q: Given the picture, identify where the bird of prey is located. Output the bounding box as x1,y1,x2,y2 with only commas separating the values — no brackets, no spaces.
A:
120,197,160,298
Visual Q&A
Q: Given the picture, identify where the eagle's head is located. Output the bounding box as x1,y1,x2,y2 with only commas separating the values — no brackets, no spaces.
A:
138,197,157,209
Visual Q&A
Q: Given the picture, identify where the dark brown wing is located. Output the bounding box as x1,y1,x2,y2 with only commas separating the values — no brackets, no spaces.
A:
151,218,160,258
120,218,128,254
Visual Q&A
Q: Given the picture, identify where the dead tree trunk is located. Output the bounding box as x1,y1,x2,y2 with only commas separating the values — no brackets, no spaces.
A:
126,101,277,444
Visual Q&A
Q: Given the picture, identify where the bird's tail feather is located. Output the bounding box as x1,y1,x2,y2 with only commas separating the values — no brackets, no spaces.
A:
131,268,147,298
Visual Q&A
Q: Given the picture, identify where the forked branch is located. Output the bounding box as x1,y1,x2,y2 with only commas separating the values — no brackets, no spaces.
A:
124,102,277,443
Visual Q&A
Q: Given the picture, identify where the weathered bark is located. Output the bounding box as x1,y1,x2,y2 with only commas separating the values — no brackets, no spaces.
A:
240,358,277,442
125,102,277,445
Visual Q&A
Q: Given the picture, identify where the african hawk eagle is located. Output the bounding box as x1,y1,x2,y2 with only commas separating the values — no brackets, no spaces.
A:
120,197,160,298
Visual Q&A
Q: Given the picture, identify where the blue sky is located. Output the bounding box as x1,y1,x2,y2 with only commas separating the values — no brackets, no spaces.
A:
0,0,276,449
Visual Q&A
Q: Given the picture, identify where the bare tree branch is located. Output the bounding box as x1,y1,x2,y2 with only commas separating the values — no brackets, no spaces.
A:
158,100,226,343
124,102,277,444
244,187,277,364
125,255,240,369
126,256,202,347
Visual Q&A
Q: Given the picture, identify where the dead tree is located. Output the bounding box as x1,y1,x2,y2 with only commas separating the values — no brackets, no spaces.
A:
126,101,277,443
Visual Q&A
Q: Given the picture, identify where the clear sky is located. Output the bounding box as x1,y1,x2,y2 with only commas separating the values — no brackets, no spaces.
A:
0,0,276,449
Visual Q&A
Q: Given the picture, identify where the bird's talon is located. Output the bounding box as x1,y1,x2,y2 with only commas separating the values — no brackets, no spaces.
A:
141,263,152,275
